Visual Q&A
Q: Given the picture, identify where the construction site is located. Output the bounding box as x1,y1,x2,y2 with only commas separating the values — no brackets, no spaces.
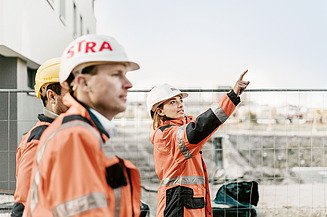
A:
1,0,326,216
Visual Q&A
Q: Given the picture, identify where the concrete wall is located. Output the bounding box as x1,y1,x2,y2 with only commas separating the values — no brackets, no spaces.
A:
0,55,17,190
16,58,42,143
0,0,96,65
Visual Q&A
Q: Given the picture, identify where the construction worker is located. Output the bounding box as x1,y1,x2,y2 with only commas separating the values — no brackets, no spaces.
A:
146,70,250,216
11,58,68,217
24,34,141,217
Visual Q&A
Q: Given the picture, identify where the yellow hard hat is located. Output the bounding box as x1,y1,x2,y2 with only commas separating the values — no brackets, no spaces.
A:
34,57,60,98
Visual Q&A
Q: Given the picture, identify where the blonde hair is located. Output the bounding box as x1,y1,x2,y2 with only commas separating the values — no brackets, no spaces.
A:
151,103,173,130
152,103,163,130
151,94,184,130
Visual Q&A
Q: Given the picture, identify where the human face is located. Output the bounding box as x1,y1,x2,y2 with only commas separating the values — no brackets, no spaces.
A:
45,84,69,115
160,95,185,119
84,63,132,120
53,88,69,114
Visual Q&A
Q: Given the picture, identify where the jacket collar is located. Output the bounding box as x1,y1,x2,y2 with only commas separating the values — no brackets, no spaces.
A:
43,107,59,119
63,93,110,139
37,113,55,123
89,108,116,136
150,116,193,144
160,115,193,127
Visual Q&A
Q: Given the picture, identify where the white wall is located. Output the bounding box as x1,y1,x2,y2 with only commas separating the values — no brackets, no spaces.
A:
0,0,96,138
0,0,96,65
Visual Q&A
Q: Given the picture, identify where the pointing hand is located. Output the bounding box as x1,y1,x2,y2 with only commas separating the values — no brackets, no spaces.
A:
233,69,250,96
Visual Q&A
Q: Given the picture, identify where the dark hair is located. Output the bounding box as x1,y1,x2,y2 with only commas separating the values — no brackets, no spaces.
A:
81,65,97,75
66,65,98,95
41,83,62,107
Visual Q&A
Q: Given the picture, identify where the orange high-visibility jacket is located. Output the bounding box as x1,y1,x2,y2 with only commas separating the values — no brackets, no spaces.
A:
150,90,240,217
24,94,141,217
12,115,54,217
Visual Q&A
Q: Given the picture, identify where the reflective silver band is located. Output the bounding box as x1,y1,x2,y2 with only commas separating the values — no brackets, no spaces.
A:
210,104,228,123
114,187,122,217
176,126,192,159
160,176,205,187
29,180,38,212
36,120,103,164
31,119,104,214
53,192,107,217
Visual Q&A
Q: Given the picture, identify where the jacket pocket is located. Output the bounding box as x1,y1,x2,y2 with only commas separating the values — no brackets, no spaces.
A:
164,186,205,217
105,158,128,189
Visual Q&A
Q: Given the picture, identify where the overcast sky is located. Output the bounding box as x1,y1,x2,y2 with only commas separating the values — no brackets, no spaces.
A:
94,0,327,90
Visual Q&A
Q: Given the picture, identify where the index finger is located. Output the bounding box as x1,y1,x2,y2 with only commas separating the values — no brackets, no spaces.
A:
239,69,248,81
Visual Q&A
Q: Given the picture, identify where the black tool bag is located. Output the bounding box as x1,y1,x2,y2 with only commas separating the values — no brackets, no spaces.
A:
213,181,259,217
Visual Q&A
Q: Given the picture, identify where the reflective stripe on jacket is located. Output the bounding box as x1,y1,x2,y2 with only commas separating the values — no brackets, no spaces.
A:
12,114,53,217
24,93,141,217
150,91,240,217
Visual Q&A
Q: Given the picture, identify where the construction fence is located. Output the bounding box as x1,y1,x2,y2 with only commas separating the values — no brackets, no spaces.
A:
1,89,327,216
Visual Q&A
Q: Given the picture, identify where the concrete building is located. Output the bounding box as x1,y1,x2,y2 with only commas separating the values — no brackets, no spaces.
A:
0,0,96,191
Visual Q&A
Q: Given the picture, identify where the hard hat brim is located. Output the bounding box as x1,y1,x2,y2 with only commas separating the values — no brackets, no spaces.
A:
126,61,140,71
60,60,140,83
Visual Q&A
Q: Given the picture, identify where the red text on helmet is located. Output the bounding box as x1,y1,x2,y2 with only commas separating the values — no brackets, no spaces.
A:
66,40,113,58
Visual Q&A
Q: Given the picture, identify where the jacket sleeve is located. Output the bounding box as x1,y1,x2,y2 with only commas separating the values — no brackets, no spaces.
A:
183,90,240,156
14,140,39,205
42,126,110,217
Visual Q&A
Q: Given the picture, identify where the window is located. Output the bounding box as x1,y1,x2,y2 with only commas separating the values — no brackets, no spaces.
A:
80,15,83,36
46,0,55,10
60,0,66,21
27,68,37,89
73,3,77,37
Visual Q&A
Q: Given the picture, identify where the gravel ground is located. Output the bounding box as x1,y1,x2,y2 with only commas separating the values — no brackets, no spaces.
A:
140,183,327,217
2,123,327,216
2,178,327,216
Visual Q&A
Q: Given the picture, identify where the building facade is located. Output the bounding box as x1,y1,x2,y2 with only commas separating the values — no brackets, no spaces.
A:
0,0,96,190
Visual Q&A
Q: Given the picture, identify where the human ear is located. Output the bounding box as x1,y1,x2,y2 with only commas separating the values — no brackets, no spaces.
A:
75,75,90,92
157,108,165,116
46,89,56,104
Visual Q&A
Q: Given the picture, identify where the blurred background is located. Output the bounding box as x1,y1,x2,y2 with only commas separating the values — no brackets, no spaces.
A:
1,0,327,216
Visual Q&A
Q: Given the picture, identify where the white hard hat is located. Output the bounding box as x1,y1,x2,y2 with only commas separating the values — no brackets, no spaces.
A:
146,83,188,118
60,34,139,83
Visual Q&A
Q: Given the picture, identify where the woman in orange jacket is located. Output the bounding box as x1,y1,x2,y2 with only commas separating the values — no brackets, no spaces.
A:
146,70,249,216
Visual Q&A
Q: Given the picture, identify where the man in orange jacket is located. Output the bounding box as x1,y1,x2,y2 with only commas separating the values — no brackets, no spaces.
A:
24,34,141,217
11,58,68,217
147,71,249,216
